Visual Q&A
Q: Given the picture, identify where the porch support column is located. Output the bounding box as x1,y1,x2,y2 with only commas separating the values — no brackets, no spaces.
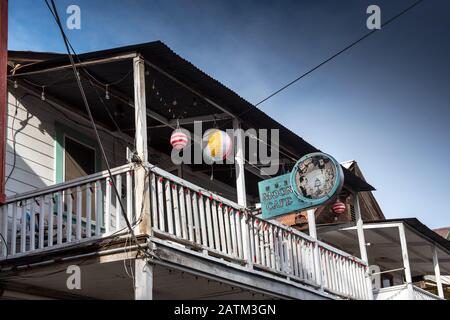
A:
0,0,8,204
233,119,247,207
135,258,153,300
133,56,151,235
307,209,322,290
432,245,444,299
398,223,415,299
353,192,374,300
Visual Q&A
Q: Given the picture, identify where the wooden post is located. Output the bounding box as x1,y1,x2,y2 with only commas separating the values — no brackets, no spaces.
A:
135,258,153,300
233,119,247,207
432,245,444,299
133,56,151,235
307,209,322,290
353,192,374,300
0,0,8,204
398,223,415,299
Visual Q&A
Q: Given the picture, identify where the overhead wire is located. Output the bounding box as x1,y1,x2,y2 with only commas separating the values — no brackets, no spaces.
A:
43,0,151,260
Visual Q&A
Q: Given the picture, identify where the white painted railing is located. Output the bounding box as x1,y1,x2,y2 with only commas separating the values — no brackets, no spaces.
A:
0,164,135,258
413,286,444,300
147,163,370,300
0,162,370,299
374,284,443,300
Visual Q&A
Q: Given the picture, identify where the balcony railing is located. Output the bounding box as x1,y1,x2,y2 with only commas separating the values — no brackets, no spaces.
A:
0,163,370,300
373,284,444,300
0,164,135,258
147,163,370,300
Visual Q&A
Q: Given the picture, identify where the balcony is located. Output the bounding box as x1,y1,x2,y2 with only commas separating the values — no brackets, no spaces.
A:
0,163,370,300
374,284,443,300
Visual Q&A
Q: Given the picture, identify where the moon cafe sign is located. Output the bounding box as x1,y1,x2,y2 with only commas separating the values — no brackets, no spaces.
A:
258,152,344,220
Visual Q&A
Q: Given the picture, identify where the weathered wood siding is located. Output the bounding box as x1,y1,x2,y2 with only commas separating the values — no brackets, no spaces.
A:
5,89,128,196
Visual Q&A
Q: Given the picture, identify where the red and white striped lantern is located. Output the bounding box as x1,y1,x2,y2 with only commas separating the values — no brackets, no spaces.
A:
332,200,346,215
170,129,189,150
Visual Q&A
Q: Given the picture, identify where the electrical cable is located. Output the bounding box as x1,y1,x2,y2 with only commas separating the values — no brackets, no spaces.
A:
44,0,149,259
240,0,424,112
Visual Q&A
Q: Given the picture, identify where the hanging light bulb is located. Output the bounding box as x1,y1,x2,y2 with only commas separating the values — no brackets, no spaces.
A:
172,99,178,106
152,80,155,90
192,97,198,107
105,84,110,100
13,80,18,89
41,86,46,101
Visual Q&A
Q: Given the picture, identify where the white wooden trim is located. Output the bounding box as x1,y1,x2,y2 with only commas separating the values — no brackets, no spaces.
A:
398,223,414,299
432,245,445,299
233,119,247,207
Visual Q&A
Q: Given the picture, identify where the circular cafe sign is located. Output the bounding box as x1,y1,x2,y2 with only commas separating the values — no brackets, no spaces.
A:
290,152,344,206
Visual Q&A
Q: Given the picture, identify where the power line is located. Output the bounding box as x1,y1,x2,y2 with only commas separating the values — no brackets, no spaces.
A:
43,0,148,257
243,0,424,113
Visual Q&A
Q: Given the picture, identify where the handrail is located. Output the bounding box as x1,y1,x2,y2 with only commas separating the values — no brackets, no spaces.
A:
4,164,134,204
146,162,245,210
413,285,444,300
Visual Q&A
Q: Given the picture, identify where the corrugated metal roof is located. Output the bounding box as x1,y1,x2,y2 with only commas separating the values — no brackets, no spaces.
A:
9,41,375,192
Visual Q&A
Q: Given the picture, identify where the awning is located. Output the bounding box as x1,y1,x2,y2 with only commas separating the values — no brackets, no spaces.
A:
317,218,450,277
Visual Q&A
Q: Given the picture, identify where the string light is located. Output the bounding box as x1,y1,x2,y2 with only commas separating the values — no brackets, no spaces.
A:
13,80,18,89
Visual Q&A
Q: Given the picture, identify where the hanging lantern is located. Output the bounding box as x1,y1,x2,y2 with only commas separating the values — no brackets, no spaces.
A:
170,128,189,150
332,200,346,214
202,129,233,163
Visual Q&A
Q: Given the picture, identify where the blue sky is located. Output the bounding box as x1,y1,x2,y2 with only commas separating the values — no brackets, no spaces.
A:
8,0,450,228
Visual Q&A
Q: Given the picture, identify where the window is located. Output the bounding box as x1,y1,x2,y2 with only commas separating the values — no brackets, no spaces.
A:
55,122,101,183
64,136,96,181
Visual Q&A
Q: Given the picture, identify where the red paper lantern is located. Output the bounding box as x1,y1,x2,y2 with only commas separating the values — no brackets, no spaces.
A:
332,200,346,214
170,129,189,150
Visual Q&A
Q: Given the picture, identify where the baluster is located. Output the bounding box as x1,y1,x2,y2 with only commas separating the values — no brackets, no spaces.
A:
223,205,232,255
48,195,54,246
67,190,73,242
20,202,26,253
229,209,238,257
184,189,194,242
190,191,201,244
253,219,260,264
11,203,17,255
178,186,188,240
286,232,294,275
235,211,244,259
127,171,134,224
217,203,227,253
164,180,174,234
1,205,8,257
211,200,221,251
269,225,275,269
29,200,35,251
150,173,158,230
156,175,166,231
203,195,214,249
56,191,63,245
116,175,122,231
105,179,111,233
76,186,82,240
171,184,181,238
95,181,102,236
86,183,92,238
263,223,270,267
38,197,45,249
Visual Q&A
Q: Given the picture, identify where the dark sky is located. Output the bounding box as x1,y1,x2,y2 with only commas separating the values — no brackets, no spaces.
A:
9,0,450,228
